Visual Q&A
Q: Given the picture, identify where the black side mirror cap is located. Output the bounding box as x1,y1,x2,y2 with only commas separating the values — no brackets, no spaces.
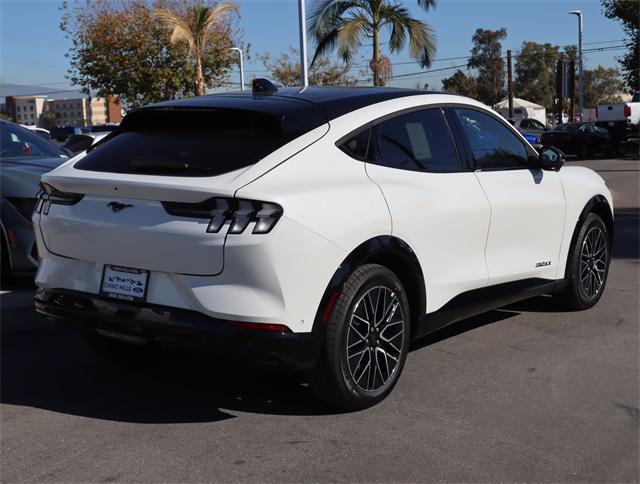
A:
538,146,565,171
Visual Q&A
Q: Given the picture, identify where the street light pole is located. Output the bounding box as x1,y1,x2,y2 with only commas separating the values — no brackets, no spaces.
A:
569,10,583,120
298,0,309,87
229,47,245,91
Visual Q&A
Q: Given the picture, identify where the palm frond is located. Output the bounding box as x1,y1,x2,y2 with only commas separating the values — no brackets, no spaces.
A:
379,3,410,52
337,14,370,63
308,0,356,41
310,24,341,66
416,0,437,12
200,3,238,45
406,18,436,68
155,8,196,54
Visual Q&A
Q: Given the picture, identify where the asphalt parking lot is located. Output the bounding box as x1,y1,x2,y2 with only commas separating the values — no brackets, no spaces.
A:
1,157,638,482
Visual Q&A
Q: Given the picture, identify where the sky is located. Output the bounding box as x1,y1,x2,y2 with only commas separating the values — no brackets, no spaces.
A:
0,0,628,95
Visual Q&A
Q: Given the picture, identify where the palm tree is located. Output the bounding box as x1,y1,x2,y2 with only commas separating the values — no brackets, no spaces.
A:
309,0,437,86
155,3,238,96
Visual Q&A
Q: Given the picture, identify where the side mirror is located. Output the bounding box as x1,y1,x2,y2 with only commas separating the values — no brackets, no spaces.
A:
539,146,565,171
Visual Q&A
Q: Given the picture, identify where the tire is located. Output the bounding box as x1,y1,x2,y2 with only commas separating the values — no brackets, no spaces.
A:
578,144,591,160
310,264,411,410
555,213,611,310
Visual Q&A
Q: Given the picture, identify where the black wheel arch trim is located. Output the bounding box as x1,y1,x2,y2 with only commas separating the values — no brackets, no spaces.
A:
313,235,426,338
565,194,614,278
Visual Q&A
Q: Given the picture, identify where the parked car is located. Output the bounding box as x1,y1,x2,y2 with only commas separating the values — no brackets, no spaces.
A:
0,120,69,284
595,92,640,155
22,126,52,140
33,81,613,409
63,132,109,155
541,122,613,159
508,118,547,151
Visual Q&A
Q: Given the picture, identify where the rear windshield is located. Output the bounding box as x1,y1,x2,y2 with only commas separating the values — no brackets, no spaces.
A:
74,108,303,177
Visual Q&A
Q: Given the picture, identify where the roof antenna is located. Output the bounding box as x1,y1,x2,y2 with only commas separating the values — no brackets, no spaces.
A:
252,78,278,96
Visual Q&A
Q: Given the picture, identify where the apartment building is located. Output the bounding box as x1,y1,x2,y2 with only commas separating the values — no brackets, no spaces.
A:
13,96,47,126
5,95,123,127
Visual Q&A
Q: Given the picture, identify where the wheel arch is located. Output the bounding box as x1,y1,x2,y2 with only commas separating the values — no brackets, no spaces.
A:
314,236,426,338
564,194,614,278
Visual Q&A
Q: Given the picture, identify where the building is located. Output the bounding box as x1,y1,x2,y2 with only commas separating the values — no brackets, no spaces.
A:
12,96,47,126
4,95,123,127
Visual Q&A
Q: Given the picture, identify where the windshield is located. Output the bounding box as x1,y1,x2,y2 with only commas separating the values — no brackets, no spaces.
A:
74,108,306,177
551,123,579,132
0,121,67,159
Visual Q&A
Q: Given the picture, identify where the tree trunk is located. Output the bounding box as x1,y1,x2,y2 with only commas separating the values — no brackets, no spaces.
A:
195,49,205,96
372,27,381,87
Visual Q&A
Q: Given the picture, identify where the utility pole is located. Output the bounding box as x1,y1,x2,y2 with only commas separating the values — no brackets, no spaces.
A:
298,0,309,88
507,50,514,118
569,10,584,120
229,48,244,91
568,59,576,121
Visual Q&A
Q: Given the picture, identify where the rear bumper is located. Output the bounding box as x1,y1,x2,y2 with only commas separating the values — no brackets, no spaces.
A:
34,288,322,371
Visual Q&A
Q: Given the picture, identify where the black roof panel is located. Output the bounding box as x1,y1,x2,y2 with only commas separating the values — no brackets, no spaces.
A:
146,86,433,122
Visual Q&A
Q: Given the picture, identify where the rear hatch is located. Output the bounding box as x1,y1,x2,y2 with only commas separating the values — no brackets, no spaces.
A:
37,102,327,276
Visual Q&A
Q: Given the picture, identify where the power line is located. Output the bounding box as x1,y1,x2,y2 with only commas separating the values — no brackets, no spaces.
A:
382,44,626,82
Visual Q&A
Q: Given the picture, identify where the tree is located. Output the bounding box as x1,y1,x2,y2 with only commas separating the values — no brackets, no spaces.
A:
601,0,639,92
441,69,477,98
584,66,625,107
468,28,507,106
61,0,239,110
155,2,238,96
258,48,360,86
38,110,58,130
308,0,437,86
514,41,561,111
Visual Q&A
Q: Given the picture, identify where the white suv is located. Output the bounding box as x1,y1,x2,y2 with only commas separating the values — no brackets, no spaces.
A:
33,81,613,409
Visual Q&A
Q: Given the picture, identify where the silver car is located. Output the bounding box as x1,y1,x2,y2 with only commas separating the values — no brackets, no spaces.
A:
1,120,69,284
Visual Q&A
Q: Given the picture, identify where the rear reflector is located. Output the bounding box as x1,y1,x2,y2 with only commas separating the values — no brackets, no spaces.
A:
229,321,291,333
322,291,339,322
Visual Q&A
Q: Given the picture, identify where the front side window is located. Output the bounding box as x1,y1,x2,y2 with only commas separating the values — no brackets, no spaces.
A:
369,108,460,173
529,119,546,130
453,108,528,170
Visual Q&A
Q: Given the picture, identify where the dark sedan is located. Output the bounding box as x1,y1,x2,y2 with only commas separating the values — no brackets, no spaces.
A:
540,122,612,159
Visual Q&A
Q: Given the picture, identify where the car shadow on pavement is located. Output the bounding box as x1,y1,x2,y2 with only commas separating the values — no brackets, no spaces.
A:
612,208,639,260
0,310,339,422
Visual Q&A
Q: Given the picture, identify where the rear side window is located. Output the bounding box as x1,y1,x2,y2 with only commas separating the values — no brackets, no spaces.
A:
75,109,300,177
369,108,460,173
452,108,528,170
339,128,370,160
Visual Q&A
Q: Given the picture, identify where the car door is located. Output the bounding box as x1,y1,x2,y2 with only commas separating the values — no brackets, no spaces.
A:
361,107,491,313
449,107,566,284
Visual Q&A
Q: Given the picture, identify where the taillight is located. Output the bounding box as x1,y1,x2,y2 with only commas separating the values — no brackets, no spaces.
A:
36,183,84,215
624,104,631,117
162,197,283,235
